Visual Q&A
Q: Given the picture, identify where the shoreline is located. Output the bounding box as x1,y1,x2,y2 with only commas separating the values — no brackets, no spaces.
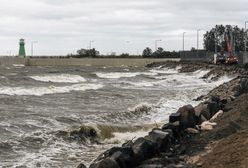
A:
0,57,180,67
78,62,248,168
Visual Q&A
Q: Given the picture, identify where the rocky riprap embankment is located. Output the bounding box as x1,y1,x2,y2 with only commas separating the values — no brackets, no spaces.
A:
77,63,248,168
147,61,248,78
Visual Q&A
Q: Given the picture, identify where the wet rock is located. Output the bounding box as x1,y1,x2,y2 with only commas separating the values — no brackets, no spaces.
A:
195,99,222,121
69,125,98,141
92,146,134,168
185,128,199,134
235,77,248,96
210,95,220,103
147,129,171,152
110,150,134,168
177,105,197,129
200,115,208,123
207,101,221,116
162,122,180,137
122,140,134,148
220,99,228,104
132,137,157,164
193,95,205,101
94,147,133,163
137,164,163,168
200,104,211,120
194,104,204,117
169,113,181,123
89,158,120,168
77,163,87,168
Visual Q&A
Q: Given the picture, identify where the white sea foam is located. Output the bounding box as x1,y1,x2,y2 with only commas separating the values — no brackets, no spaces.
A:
128,103,152,114
150,66,181,74
105,130,150,144
30,74,86,83
13,64,25,67
125,81,157,87
0,84,103,96
96,72,157,79
96,72,139,79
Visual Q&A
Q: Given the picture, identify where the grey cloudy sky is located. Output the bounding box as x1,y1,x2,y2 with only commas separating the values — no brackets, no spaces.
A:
0,0,247,55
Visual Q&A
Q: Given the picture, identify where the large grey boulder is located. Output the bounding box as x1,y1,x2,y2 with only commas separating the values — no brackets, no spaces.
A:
110,149,134,168
89,158,120,168
90,147,134,168
132,137,157,165
77,163,87,168
147,129,171,152
162,121,180,138
177,105,196,129
234,76,248,96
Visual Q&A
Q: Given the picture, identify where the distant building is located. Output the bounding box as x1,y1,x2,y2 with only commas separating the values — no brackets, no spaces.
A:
19,39,26,57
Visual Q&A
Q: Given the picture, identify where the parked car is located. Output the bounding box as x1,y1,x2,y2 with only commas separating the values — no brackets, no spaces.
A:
216,54,226,64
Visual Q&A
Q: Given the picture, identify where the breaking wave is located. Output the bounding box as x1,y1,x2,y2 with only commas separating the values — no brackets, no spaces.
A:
30,74,86,83
150,66,181,74
96,72,157,79
0,84,103,96
59,123,157,143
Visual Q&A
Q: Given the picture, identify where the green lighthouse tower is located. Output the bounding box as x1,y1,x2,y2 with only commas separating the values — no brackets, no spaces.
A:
19,39,26,57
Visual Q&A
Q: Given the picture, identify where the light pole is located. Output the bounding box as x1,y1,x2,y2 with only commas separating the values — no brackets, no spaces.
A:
155,39,162,51
245,21,248,52
125,41,130,55
232,25,236,54
215,29,218,54
31,41,38,57
183,32,186,52
197,29,201,51
89,40,94,50
197,29,201,57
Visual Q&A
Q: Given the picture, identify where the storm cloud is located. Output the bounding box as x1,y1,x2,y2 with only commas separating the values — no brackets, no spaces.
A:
0,0,247,55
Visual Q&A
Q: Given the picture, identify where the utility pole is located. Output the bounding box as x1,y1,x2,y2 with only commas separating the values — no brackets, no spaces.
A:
245,21,248,52
183,32,186,51
197,29,201,57
215,29,218,53
31,41,38,57
233,31,236,54
155,39,162,51
89,40,94,50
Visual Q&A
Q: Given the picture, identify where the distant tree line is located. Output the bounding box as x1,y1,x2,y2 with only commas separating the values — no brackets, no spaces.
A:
70,48,100,58
142,47,180,58
204,25,247,53
69,47,180,58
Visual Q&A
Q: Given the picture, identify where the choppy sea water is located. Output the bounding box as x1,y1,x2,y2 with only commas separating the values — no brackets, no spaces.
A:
0,64,232,168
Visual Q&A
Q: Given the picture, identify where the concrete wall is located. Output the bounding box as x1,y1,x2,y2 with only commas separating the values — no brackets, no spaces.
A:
244,53,248,64
180,50,213,62
0,57,180,67
240,52,248,64
0,57,27,65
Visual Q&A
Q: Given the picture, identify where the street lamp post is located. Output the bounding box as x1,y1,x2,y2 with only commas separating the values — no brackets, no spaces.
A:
31,41,38,57
197,29,201,51
183,32,186,52
89,40,94,50
215,29,218,54
245,21,248,52
125,41,131,55
197,29,201,57
155,40,162,51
